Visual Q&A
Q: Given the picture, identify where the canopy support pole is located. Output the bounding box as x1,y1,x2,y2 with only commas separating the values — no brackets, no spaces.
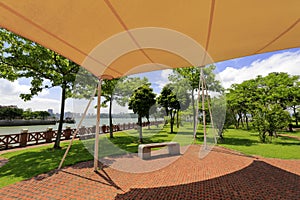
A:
194,69,201,140
203,76,218,144
58,88,97,170
200,68,207,149
94,78,103,171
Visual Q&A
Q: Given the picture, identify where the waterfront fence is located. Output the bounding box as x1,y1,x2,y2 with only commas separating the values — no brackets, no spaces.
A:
0,121,163,150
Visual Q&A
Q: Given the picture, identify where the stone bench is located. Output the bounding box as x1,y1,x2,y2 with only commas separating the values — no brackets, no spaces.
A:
138,142,180,159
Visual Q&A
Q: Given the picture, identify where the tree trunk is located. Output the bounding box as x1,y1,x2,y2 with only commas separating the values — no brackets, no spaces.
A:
245,114,249,130
293,106,298,126
54,83,66,149
109,94,114,138
138,115,143,143
233,110,239,129
170,110,174,133
176,109,179,128
238,113,244,128
147,117,150,130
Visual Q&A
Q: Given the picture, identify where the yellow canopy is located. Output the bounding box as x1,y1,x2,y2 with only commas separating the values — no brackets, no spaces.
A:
0,0,299,78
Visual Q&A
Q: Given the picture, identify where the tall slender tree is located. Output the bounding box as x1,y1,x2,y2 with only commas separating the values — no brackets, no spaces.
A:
157,85,180,133
101,77,149,138
128,85,156,143
170,65,223,133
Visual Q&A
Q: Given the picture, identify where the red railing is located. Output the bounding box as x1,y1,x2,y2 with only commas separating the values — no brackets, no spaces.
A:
0,121,163,150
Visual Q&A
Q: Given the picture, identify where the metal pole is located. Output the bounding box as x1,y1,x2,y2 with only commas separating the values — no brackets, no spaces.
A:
203,77,217,144
201,68,207,149
194,68,202,141
94,78,102,171
58,88,97,170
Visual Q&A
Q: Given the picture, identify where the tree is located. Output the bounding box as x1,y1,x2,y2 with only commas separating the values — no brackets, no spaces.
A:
0,106,23,120
211,97,226,139
287,80,300,126
101,78,123,138
253,104,291,142
0,28,93,149
167,82,191,128
157,85,180,133
128,85,156,143
227,79,259,129
170,65,223,133
36,111,50,120
226,72,298,142
101,77,149,138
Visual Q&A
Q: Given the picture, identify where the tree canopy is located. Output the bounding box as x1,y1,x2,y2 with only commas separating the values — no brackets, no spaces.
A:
0,28,94,148
157,85,180,133
226,72,298,142
170,65,224,134
128,85,156,143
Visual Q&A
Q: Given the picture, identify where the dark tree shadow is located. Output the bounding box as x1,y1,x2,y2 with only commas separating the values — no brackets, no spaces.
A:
115,160,300,200
219,137,257,146
0,142,95,183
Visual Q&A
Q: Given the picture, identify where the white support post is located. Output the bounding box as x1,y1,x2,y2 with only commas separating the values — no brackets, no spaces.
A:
194,68,202,140
203,78,218,144
200,68,207,149
58,88,97,170
94,78,103,171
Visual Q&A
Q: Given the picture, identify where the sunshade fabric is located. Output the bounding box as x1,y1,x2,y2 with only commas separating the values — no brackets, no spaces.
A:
0,0,299,78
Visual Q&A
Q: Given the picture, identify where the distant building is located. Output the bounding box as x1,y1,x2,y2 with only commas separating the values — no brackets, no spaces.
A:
64,112,73,118
47,109,54,116
0,105,18,108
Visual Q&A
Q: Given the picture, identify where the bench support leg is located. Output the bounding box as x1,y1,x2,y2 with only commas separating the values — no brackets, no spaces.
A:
138,146,151,159
168,144,180,155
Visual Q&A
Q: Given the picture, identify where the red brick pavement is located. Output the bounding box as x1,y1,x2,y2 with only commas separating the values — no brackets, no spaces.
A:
0,145,299,200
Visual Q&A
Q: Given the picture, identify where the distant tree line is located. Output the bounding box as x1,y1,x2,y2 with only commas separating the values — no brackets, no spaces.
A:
0,106,50,120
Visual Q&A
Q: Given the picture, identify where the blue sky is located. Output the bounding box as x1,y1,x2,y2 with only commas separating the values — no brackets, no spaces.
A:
215,47,300,72
0,47,299,114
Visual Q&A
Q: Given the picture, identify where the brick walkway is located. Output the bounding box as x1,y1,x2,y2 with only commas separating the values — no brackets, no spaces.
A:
0,145,299,199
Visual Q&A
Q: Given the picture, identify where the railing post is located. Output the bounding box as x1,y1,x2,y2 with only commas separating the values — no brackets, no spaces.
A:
20,129,28,147
79,126,86,135
45,127,54,143
101,125,107,133
92,125,96,133
64,126,72,140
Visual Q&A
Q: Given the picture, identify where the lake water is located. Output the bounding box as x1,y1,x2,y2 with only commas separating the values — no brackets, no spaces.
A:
0,117,151,135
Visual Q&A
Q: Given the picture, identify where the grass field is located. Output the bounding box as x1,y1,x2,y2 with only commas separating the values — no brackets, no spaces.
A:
218,128,300,159
282,129,300,137
0,123,299,188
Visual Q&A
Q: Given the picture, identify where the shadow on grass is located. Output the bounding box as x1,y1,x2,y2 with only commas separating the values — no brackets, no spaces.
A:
219,137,257,146
0,141,93,188
275,135,300,146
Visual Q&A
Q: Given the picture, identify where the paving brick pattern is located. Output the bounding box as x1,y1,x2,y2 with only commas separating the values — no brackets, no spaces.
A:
0,145,299,199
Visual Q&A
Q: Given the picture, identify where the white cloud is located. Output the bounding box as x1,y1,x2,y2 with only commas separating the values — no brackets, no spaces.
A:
69,98,129,115
154,69,173,91
218,51,300,89
0,79,58,112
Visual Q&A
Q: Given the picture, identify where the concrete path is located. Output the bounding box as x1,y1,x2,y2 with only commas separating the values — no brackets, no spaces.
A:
0,145,299,199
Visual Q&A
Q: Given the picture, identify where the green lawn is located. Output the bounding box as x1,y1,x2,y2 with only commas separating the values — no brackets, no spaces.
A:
218,129,300,159
81,124,201,157
0,123,299,188
0,140,93,188
281,130,300,137
0,124,198,188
